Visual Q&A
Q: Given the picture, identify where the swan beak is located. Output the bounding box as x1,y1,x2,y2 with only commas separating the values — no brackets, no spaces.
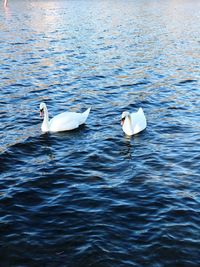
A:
40,109,44,117
121,118,125,126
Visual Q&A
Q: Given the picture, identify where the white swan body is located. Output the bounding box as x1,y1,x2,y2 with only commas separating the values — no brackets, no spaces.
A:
121,108,147,136
40,102,91,133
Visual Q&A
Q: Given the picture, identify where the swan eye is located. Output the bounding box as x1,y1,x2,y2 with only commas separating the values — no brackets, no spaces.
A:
40,108,43,112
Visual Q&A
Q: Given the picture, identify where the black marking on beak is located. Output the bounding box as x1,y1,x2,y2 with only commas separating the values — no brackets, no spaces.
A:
40,108,44,117
121,117,125,126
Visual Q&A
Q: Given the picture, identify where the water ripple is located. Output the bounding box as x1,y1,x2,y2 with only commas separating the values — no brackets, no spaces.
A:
1,0,200,266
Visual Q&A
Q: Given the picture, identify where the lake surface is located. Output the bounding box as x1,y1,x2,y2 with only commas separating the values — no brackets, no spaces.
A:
0,0,200,266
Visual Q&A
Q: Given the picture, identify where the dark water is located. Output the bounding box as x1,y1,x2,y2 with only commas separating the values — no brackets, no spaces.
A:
0,0,200,266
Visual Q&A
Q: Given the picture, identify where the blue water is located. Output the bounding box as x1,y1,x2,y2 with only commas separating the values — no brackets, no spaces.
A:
0,0,200,266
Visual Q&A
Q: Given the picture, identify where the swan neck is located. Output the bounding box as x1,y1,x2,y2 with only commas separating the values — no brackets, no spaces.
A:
44,106,49,121
42,105,50,131
123,114,134,135
126,114,132,125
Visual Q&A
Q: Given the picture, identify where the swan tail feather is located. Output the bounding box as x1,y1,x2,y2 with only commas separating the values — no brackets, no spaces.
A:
82,107,91,123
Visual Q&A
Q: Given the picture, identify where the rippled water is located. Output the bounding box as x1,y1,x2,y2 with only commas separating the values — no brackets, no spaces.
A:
0,0,200,266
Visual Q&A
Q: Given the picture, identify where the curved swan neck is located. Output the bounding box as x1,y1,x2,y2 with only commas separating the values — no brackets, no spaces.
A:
126,114,132,125
44,105,49,121
42,104,50,132
123,114,134,135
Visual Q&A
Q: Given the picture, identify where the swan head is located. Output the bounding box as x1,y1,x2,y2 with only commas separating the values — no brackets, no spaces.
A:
121,111,130,125
40,102,46,117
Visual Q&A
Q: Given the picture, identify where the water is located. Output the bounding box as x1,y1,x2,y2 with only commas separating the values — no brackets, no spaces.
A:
0,0,200,266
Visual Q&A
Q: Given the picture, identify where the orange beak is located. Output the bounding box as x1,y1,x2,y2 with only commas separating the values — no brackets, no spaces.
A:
40,109,44,117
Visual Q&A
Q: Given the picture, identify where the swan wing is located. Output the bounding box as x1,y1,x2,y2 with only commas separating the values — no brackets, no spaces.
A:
80,107,91,124
49,109,90,132
49,112,79,132
130,108,147,134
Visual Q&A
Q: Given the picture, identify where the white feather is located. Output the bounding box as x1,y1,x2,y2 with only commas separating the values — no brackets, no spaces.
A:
121,108,147,136
40,102,91,133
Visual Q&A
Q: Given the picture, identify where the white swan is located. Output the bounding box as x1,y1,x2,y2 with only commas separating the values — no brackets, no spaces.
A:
121,108,147,136
40,102,91,133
